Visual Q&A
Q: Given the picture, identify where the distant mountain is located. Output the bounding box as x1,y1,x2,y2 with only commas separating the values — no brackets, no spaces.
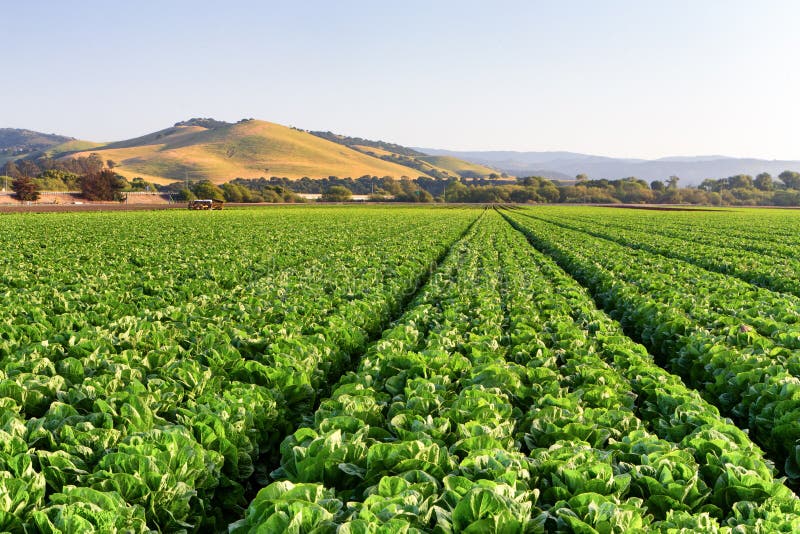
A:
0,128,77,164
0,128,73,151
309,131,426,157
4,120,507,184
7,122,798,186
61,119,435,184
416,148,800,186
310,131,504,179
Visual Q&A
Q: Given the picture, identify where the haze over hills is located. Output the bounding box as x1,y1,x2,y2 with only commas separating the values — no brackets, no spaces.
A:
64,119,440,185
1,120,502,185
416,148,800,186
307,131,503,180
4,120,800,187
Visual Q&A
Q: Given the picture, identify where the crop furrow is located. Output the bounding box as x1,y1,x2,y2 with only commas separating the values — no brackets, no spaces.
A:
527,210,800,297
2,207,481,532
503,209,800,490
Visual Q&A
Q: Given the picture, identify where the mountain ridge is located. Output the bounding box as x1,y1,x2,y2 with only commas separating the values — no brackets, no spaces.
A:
1,120,503,184
0,128,77,164
50,120,438,184
4,123,800,186
415,148,800,185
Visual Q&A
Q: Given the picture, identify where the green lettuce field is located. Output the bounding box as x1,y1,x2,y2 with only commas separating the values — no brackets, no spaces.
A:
3,205,800,533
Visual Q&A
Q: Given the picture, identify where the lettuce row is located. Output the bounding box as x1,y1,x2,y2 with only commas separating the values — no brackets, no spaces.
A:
497,215,800,530
534,207,800,297
234,211,796,532
234,213,546,532
556,206,800,263
0,208,478,532
504,211,800,500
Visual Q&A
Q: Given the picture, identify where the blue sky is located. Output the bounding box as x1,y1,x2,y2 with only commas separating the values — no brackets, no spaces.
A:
4,0,799,159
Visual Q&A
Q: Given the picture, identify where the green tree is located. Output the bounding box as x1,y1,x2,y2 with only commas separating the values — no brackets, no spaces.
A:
537,182,560,202
37,169,80,190
727,174,753,189
176,188,196,201
509,187,541,203
416,189,434,203
445,181,468,202
12,176,41,201
190,180,225,201
221,183,244,203
754,172,774,191
650,180,665,191
778,170,800,189
616,178,654,203
698,178,720,192
320,185,352,202
667,175,680,189
128,177,156,192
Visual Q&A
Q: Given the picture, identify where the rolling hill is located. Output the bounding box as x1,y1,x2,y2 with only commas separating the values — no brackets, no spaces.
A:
415,155,504,179
416,148,800,186
310,131,506,179
9,120,798,187
65,119,436,184
0,128,77,164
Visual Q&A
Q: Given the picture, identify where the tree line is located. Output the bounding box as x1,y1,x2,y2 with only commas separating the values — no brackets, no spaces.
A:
554,171,800,206
4,153,800,206
1,154,155,202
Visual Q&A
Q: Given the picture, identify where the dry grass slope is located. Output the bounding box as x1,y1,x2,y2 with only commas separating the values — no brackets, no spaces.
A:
417,155,504,178
67,121,431,184
351,145,505,179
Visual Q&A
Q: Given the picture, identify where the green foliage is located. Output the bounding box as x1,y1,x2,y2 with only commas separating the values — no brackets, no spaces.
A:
126,177,157,192
506,206,800,493
778,170,800,189
175,187,196,201
189,180,225,201
0,207,477,531
234,210,800,532
320,185,353,202
4,206,800,531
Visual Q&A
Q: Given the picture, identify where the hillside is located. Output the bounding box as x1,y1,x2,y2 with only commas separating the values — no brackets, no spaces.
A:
416,155,505,179
310,130,505,179
45,139,106,157
67,119,433,184
417,148,800,186
0,128,77,164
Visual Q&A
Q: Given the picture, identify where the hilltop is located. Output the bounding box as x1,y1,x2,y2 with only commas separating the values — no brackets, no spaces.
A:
61,119,430,184
7,121,798,187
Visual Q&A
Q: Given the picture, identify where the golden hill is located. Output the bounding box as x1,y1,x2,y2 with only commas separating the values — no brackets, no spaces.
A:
67,120,433,185
416,155,503,179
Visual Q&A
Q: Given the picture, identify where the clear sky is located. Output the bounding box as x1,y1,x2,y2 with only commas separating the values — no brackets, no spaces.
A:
4,0,799,159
